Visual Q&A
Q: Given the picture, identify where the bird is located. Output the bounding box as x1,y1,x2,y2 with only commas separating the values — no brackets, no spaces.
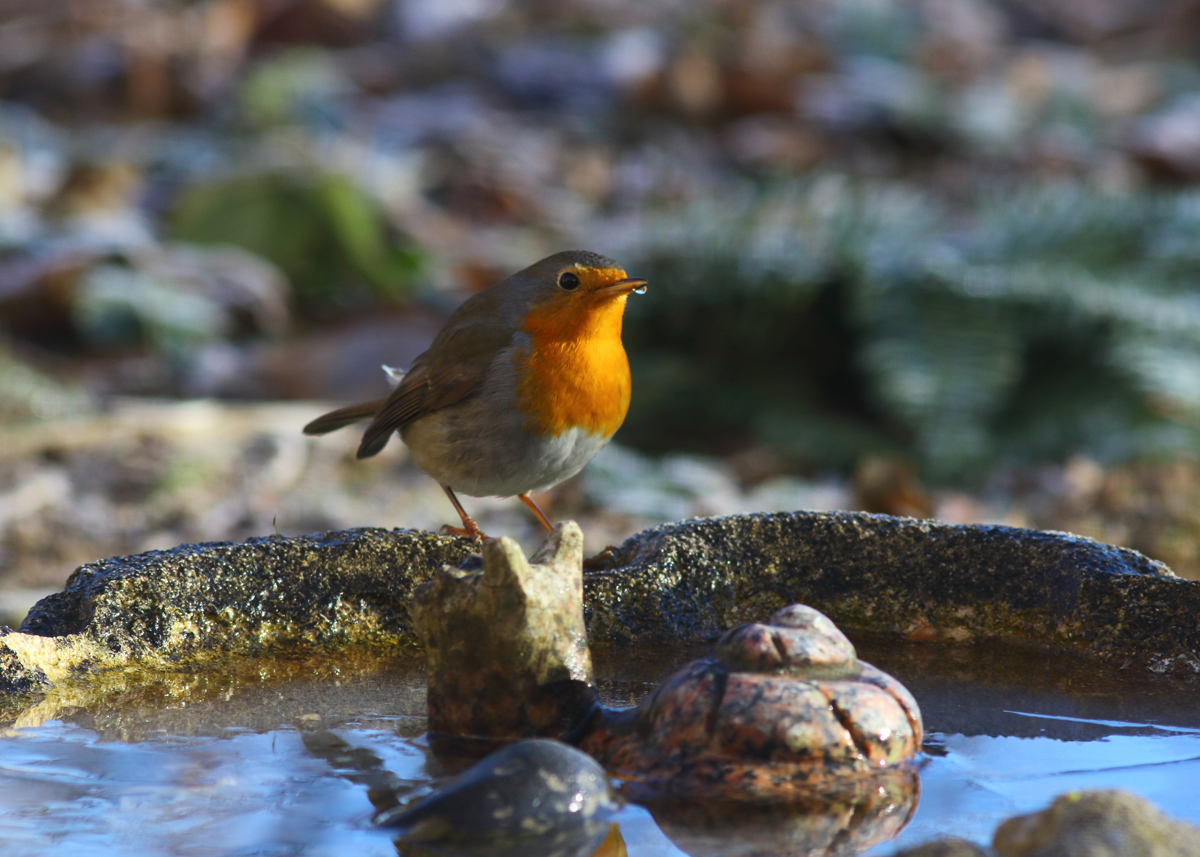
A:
303,250,647,540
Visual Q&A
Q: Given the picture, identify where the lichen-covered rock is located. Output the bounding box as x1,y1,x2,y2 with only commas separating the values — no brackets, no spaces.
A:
580,605,922,799
582,512,1199,670
377,739,619,857
0,628,48,693
411,522,597,742
1,528,474,690
993,790,1200,857
3,510,1199,692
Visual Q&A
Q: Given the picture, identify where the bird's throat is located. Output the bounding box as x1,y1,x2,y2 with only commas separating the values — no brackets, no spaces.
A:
516,297,631,437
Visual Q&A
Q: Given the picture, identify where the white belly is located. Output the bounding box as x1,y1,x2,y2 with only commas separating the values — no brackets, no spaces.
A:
403,414,612,497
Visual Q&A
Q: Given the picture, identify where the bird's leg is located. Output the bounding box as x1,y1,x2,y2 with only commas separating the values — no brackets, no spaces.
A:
518,492,555,532
439,485,488,541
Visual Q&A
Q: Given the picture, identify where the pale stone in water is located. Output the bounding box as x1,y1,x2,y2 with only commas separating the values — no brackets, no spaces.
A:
411,521,597,742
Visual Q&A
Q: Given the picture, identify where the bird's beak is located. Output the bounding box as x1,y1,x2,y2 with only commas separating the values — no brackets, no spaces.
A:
603,277,648,296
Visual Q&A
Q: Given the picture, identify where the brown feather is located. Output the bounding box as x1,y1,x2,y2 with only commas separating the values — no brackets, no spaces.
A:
303,398,387,435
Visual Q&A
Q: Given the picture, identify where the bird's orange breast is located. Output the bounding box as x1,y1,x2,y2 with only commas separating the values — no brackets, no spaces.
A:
514,290,631,438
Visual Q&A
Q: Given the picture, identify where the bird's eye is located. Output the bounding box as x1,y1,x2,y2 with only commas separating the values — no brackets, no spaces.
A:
558,272,581,290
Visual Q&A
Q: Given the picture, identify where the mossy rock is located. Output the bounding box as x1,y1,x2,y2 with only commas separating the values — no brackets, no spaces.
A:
2,511,1198,692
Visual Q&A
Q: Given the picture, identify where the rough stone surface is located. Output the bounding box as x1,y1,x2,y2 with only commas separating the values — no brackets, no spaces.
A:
412,522,597,742
582,512,1198,669
715,604,858,675
377,738,618,857
993,790,1200,857
0,628,48,693
2,510,1198,691
580,605,922,799
3,528,473,690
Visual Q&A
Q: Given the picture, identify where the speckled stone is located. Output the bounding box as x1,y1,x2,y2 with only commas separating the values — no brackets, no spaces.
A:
581,512,1199,671
715,604,858,676
993,790,1200,857
2,528,473,690
0,628,48,693
3,510,1199,691
377,738,619,857
412,522,597,743
579,605,922,799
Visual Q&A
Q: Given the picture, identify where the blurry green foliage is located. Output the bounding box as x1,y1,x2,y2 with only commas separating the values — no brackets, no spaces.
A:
238,48,351,129
170,172,421,318
0,341,87,423
621,179,1200,482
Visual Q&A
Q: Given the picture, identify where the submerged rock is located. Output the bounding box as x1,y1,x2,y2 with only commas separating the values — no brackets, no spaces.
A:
581,604,922,798
378,738,619,857
993,790,1200,857
2,511,1198,691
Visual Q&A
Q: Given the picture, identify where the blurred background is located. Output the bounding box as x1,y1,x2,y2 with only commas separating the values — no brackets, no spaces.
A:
5,0,1200,623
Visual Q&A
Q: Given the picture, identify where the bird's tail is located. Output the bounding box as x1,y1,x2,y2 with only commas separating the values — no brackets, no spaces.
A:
303,398,388,435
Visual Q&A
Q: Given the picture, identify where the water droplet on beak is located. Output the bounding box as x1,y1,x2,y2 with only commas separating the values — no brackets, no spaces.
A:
632,285,647,295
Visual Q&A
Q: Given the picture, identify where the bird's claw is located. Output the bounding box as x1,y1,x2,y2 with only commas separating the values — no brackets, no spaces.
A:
439,523,488,541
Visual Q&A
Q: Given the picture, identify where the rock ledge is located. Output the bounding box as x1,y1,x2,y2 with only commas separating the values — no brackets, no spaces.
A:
3,511,1198,691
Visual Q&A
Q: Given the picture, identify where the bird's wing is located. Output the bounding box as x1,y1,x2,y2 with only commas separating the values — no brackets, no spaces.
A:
355,318,513,459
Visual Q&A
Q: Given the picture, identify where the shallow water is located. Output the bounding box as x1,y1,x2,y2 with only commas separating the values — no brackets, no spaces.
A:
0,639,1197,857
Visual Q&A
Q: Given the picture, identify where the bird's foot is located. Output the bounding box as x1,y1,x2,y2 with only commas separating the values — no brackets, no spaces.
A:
439,522,489,541
439,485,488,541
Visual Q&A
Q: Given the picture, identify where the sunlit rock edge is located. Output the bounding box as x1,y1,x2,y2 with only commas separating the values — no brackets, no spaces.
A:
0,510,1194,695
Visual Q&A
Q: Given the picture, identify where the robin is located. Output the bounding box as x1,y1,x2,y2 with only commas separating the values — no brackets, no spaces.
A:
303,250,647,540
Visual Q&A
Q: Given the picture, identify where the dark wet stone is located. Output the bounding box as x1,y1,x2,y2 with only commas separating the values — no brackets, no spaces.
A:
0,628,47,693
581,512,1198,671
2,511,1198,691
893,839,990,857
993,790,1200,857
378,738,619,857
457,553,484,571
580,604,922,799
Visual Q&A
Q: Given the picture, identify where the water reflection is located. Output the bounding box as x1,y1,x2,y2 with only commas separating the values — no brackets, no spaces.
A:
302,729,433,817
1,642,1199,856
641,770,918,857
394,823,613,857
297,727,631,857
1,649,430,737
0,724,393,855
